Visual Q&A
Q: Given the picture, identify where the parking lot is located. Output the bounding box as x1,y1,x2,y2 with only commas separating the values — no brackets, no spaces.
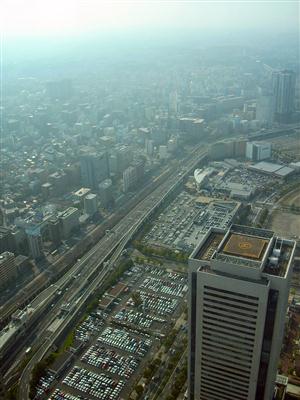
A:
137,290,179,315
113,309,159,329
97,327,152,356
75,315,104,343
34,371,55,399
62,366,124,400
140,276,187,297
81,344,139,378
43,262,186,400
50,389,81,400
143,190,239,251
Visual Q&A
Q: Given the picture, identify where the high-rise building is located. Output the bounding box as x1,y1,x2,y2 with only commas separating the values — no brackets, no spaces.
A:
272,70,296,123
0,251,16,288
58,207,80,239
80,152,109,190
48,218,61,247
188,224,296,400
26,228,43,259
84,194,98,216
0,227,14,253
256,93,275,126
98,179,113,208
123,166,137,193
169,90,178,115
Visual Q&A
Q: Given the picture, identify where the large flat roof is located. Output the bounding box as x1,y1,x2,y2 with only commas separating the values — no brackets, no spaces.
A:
222,233,269,260
192,225,295,278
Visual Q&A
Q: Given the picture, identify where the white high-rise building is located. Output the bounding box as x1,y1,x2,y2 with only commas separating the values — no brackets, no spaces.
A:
272,70,296,123
256,94,275,126
188,225,296,400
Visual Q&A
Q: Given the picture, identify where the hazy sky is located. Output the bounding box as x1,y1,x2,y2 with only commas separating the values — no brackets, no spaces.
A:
2,1,299,38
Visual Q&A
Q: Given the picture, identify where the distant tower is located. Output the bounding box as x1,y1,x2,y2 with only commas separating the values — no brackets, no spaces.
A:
272,70,296,123
168,91,178,115
188,225,296,400
256,92,275,126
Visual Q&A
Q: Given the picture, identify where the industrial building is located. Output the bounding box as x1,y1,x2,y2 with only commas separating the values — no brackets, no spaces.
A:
249,161,295,179
188,224,296,400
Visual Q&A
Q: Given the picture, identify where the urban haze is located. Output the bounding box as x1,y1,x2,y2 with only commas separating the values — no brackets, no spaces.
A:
0,1,299,400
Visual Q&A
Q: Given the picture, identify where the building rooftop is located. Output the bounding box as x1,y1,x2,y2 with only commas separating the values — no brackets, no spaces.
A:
74,187,91,198
59,207,79,219
221,233,269,260
192,225,295,278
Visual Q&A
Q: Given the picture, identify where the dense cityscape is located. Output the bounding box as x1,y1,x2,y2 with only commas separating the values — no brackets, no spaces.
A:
0,2,300,400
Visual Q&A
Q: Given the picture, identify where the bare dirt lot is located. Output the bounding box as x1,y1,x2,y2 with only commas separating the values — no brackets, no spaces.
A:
280,189,300,208
270,210,300,238
270,188,300,238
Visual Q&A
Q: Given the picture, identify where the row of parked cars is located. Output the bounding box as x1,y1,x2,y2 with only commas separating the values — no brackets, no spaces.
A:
81,344,139,378
75,315,104,342
137,290,178,315
141,276,187,297
113,308,155,329
50,389,80,400
62,366,124,400
97,327,152,356
34,371,55,399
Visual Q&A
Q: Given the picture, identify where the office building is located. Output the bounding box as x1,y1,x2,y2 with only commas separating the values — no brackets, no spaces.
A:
256,93,275,126
145,139,154,156
98,179,113,208
59,207,80,239
209,139,246,160
246,141,272,161
272,70,296,123
80,152,109,190
73,187,91,205
0,227,14,253
122,160,145,193
123,166,137,193
169,90,178,115
0,252,16,288
188,224,296,400
26,228,43,259
48,218,61,247
84,194,98,216
41,182,53,200
159,145,169,160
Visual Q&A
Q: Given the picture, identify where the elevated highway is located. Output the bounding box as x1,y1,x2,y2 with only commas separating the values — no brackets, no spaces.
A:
4,147,207,398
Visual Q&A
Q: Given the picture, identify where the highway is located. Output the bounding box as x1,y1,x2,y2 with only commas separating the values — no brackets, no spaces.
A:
13,145,207,399
1,123,299,327
3,122,299,398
